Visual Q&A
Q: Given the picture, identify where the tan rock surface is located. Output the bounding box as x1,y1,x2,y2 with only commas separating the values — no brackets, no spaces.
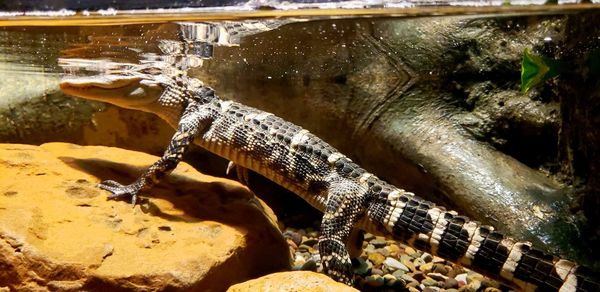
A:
227,271,358,292
0,143,290,291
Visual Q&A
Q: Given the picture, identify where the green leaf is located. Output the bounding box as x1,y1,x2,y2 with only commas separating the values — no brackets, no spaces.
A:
521,48,549,93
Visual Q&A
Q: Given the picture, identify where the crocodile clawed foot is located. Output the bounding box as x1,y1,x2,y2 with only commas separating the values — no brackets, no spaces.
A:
97,180,143,206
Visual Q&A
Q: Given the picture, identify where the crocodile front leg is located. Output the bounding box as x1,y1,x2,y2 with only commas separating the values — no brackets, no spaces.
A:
99,99,213,205
319,178,370,285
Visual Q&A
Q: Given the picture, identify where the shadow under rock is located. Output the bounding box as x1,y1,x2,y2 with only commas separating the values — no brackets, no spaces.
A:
56,156,279,230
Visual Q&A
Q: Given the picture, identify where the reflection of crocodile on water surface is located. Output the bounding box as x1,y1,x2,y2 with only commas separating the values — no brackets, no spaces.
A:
59,18,600,291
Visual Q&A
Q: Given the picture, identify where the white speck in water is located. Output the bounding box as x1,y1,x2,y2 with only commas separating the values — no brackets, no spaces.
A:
544,36,552,42
267,76,272,79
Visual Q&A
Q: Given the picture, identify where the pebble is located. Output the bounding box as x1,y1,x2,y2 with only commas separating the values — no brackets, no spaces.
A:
444,277,459,289
421,252,433,263
353,257,370,275
432,256,446,263
419,262,434,273
428,272,448,281
401,258,417,272
283,230,302,246
412,271,426,282
365,275,385,287
364,232,375,241
300,259,317,271
293,254,306,267
404,246,417,256
386,244,401,256
406,281,420,289
374,247,390,257
421,277,440,287
455,273,468,284
432,263,448,275
282,226,493,292
383,274,396,283
467,273,485,284
286,239,298,250
365,243,376,252
371,238,388,248
301,237,318,246
368,252,386,266
401,273,417,284
383,257,409,271
462,281,482,292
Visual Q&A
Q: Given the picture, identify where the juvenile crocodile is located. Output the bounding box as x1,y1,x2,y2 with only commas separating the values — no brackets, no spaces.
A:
59,58,599,291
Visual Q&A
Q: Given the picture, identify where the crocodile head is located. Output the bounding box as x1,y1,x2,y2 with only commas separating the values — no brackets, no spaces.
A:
59,74,165,112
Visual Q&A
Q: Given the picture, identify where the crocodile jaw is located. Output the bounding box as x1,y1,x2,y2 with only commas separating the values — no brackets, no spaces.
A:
59,75,164,111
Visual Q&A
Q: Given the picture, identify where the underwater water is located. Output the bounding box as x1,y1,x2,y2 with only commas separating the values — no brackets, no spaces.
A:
1,3,600,291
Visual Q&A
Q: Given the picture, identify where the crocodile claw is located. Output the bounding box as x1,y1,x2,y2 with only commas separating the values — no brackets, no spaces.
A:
97,180,142,206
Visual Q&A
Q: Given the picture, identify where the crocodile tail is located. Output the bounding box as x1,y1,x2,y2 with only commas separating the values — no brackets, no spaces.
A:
366,184,599,291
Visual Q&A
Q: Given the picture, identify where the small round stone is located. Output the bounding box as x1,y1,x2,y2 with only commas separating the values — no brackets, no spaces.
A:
301,237,318,246
392,269,406,279
413,257,427,268
412,271,426,282
419,262,434,273
375,248,390,257
283,230,303,246
428,272,447,281
404,246,418,256
421,277,440,287
352,257,370,276
365,275,385,287
401,258,417,272
383,257,409,272
386,244,401,257
455,273,468,284
420,252,433,263
432,263,448,275
368,252,385,266
300,259,317,271
371,238,387,248
371,268,384,275
444,277,459,289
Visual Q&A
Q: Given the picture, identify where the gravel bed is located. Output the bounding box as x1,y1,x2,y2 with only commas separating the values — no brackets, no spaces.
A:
283,227,513,292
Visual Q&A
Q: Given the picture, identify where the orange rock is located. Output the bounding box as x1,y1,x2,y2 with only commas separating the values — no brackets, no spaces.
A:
0,143,290,291
227,271,358,292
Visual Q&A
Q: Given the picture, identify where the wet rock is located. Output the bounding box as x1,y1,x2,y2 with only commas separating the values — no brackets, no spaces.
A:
367,252,386,266
444,277,459,289
365,275,385,287
301,260,318,272
227,271,358,292
0,143,289,291
371,238,387,248
284,230,303,247
383,257,408,271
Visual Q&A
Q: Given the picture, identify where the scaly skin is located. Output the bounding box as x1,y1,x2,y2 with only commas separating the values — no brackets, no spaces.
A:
60,60,599,291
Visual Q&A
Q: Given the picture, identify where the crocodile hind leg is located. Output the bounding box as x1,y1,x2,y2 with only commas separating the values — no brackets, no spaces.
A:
99,99,213,205
319,178,369,285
